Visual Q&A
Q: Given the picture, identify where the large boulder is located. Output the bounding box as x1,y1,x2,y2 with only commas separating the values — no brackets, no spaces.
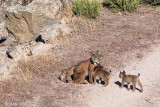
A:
40,22,71,43
4,0,66,44
28,0,62,19
5,4,57,43
6,44,32,60
6,45,23,59
30,42,52,55
5,11,34,43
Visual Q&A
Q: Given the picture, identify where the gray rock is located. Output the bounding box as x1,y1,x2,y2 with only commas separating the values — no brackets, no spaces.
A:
0,22,8,39
30,42,52,55
40,22,71,43
0,46,13,75
5,2,62,43
0,57,18,76
6,45,23,59
0,61,8,75
0,35,17,46
28,0,62,19
0,46,8,60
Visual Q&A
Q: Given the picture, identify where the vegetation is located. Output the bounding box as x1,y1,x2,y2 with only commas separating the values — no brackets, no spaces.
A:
72,0,102,18
142,0,160,5
104,0,141,13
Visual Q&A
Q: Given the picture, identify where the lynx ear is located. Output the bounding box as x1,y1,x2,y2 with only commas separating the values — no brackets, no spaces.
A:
90,51,94,55
96,50,99,54
100,66,103,68
123,70,125,73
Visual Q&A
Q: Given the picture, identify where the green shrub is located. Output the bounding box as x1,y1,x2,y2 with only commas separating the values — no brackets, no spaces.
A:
104,0,141,13
142,0,160,5
72,0,102,18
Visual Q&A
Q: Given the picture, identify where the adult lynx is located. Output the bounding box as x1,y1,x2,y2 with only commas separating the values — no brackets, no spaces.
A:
73,51,100,84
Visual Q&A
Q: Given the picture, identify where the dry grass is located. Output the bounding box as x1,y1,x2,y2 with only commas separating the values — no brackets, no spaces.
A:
0,80,12,104
48,30,71,44
17,54,55,80
0,54,56,106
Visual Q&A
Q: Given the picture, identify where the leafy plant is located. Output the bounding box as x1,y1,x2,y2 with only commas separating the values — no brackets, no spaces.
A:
138,33,143,39
104,0,141,13
72,0,102,18
97,51,104,57
142,0,160,5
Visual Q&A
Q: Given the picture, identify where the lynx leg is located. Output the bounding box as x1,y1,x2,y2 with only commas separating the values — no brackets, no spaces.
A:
74,72,88,84
67,80,74,83
138,80,143,92
98,78,102,84
81,80,89,84
93,75,97,85
75,79,88,84
120,79,124,88
132,82,136,92
127,83,130,91
89,71,93,84
103,78,109,87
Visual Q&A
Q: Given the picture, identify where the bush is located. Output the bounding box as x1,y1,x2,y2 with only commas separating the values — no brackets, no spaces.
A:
104,0,141,13
142,0,160,5
72,0,102,18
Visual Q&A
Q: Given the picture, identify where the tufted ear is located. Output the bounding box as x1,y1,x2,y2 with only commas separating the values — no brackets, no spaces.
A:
90,51,95,55
96,50,99,54
123,70,125,73
100,66,103,69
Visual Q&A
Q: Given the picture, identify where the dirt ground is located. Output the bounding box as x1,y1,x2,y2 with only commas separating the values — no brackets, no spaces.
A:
1,5,160,107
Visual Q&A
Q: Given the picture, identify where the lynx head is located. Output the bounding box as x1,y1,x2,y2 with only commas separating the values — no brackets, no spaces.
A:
94,64,103,70
119,70,126,78
90,51,100,66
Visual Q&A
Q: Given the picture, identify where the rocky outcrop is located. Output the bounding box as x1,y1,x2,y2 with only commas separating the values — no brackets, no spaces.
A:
5,4,58,43
4,0,69,44
1,0,73,55
6,45,23,59
30,42,52,55
29,0,62,19
6,44,32,60
0,0,73,76
5,11,35,43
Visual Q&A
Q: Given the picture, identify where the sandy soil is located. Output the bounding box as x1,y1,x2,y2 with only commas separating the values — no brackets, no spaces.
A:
82,44,160,107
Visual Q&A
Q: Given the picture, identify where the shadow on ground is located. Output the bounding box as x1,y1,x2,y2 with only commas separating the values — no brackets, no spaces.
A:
114,81,141,92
